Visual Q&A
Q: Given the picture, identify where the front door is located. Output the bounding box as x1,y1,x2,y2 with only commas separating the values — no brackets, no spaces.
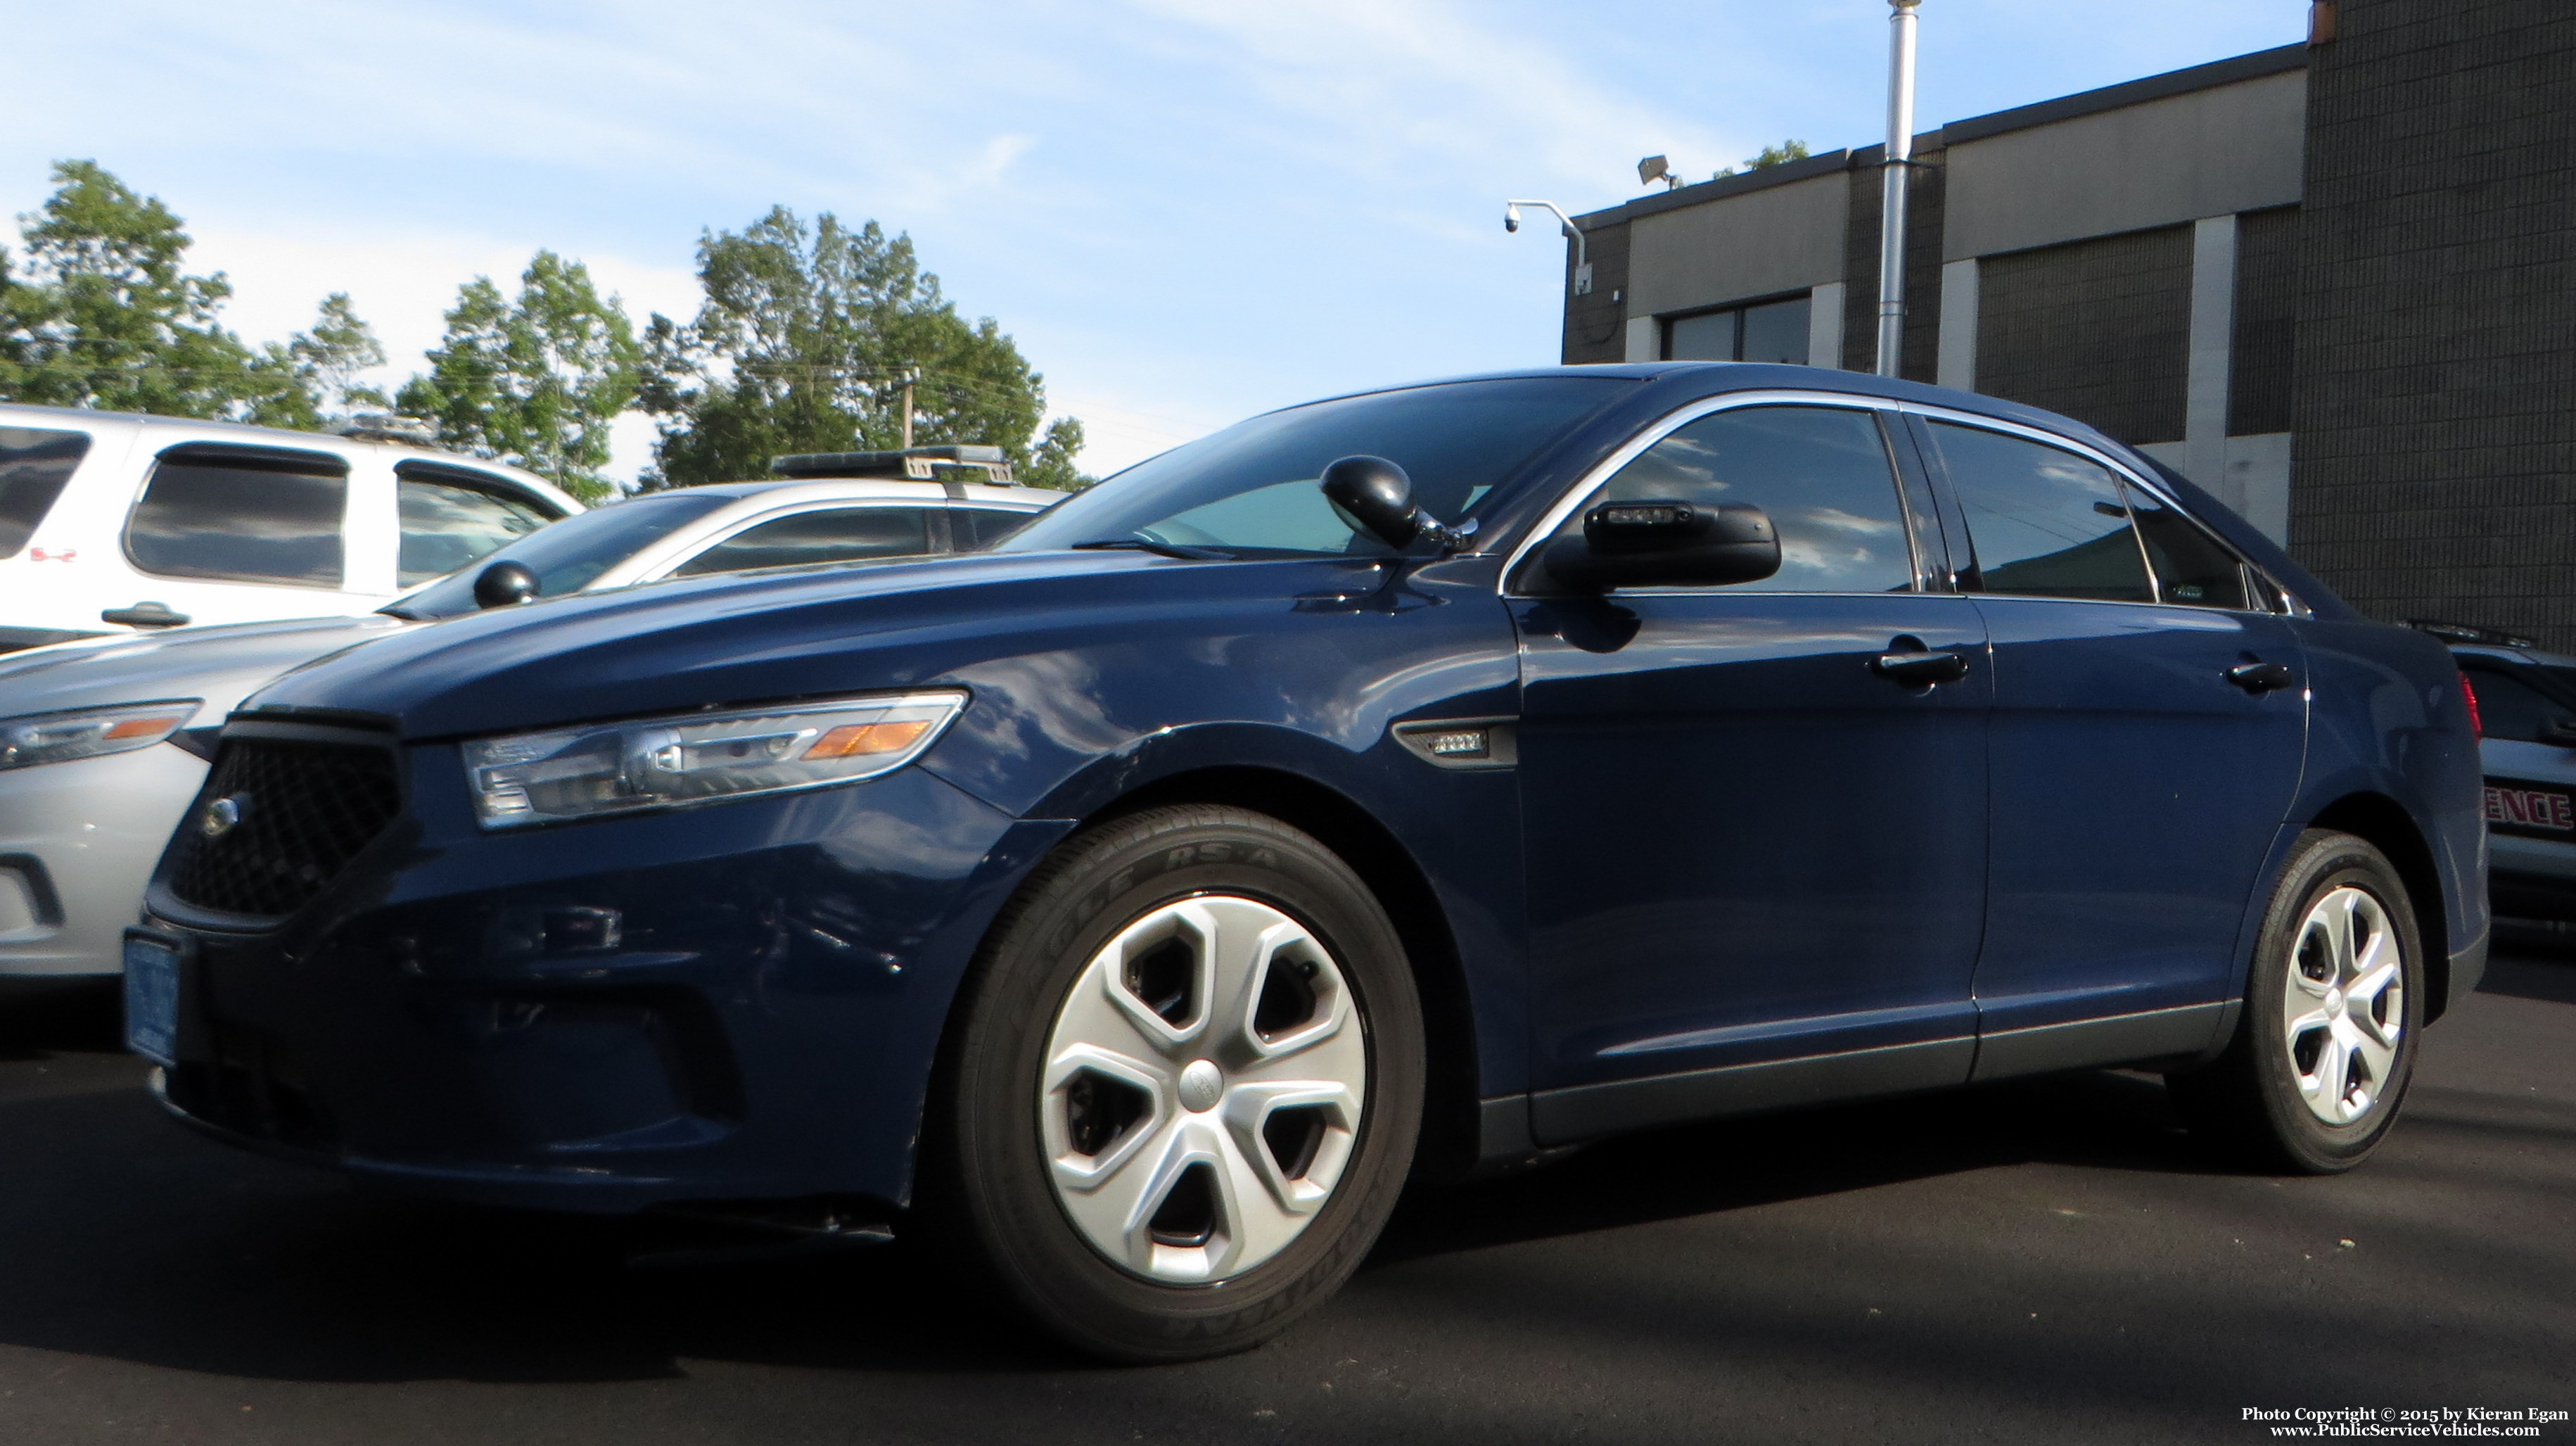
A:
1917,419,2309,1071
1513,402,1989,1143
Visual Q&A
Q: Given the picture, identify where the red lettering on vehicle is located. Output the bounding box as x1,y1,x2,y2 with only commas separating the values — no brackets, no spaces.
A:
2485,785,2573,831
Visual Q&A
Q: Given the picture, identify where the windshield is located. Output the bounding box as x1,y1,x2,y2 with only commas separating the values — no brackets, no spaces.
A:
1002,377,1631,558
385,492,733,619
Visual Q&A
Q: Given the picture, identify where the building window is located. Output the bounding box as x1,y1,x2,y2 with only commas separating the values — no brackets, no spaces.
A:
1662,295,1811,364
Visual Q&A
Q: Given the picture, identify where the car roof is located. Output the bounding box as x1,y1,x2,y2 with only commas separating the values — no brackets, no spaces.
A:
0,400,579,512
637,477,1064,509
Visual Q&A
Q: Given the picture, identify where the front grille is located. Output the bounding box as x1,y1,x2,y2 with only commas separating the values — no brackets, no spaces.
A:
169,740,403,918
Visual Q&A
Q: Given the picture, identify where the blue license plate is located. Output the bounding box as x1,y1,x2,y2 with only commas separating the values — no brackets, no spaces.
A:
122,932,181,1067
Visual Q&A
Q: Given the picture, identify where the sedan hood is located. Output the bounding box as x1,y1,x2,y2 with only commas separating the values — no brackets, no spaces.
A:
0,614,409,724
243,549,1346,742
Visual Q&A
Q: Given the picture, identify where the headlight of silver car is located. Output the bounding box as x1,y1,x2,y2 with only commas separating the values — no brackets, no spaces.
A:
0,700,202,770
461,690,969,830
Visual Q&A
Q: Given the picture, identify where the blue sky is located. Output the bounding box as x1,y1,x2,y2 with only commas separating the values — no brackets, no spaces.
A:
3,1,2305,482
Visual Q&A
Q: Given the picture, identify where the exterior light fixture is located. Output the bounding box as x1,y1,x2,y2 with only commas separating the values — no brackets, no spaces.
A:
1505,199,1593,296
1637,155,1682,191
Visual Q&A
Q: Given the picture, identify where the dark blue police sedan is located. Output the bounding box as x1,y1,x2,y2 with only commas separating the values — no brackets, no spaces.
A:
127,364,2487,1361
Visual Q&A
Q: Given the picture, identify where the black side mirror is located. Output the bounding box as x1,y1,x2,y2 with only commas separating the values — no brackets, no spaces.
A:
1320,455,1474,553
1543,501,1782,591
473,560,541,609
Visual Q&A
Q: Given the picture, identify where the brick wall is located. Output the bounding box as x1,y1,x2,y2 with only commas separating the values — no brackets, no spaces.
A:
2230,205,2301,436
1976,225,2195,445
2292,0,2576,645
1560,220,1631,364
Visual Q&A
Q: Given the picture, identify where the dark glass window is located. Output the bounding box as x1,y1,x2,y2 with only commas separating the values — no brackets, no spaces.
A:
1663,296,1811,365
1543,405,1913,592
1004,377,1628,558
398,477,554,585
126,450,347,586
2466,667,2573,745
953,506,1035,550
0,427,91,559
387,491,732,619
669,506,936,576
1932,422,2151,603
2126,488,2250,609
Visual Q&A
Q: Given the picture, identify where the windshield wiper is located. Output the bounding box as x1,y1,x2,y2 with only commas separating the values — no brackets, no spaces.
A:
1071,538,1234,561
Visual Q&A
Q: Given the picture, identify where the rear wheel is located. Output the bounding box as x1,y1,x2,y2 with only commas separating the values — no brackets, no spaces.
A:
936,805,1422,1362
2169,829,2423,1173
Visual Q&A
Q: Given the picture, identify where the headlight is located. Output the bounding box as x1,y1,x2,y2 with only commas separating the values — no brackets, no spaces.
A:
0,700,200,770
461,690,968,829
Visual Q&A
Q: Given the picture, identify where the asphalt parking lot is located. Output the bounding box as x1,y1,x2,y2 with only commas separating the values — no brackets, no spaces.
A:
1,943,2569,1446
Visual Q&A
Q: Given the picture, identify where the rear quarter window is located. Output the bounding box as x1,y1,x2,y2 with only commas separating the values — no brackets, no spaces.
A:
0,426,92,559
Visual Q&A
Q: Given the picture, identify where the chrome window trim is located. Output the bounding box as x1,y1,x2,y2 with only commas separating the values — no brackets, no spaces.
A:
1496,388,1908,597
1890,400,2295,616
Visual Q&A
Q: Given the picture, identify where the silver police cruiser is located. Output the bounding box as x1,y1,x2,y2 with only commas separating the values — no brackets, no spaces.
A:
2419,621,2576,920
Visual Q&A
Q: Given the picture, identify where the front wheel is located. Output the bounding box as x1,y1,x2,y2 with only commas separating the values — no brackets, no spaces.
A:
2169,829,2425,1173
934,805,1423,1362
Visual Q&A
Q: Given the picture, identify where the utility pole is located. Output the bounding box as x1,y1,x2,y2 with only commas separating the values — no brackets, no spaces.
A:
899,366,919,450
1876,0,1923,379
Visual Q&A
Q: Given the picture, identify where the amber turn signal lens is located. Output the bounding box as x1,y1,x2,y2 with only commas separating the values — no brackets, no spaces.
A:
103,714,191,741
805,718,934,759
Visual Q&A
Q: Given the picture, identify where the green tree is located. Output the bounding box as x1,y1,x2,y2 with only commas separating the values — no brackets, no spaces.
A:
1714,139,1812,179
242,293,391,431
640,207,1088,491
0,160,266,417
397,253,642,502
0,160,391,430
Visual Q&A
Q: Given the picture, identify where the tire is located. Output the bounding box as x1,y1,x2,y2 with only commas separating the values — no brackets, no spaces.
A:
931,804,1424,1362
2169,829,2425,1174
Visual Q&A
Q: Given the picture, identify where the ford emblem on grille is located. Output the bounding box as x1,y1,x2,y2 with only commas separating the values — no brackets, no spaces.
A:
200,794,246,839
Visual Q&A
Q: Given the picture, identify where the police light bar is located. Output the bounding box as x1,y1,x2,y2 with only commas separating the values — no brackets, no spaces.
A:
772,445,1014,484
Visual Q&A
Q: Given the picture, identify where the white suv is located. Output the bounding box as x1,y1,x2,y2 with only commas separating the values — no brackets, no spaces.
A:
0,402,580,652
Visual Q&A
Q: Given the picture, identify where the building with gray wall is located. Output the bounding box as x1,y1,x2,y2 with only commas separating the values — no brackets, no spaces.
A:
1558,0,2576,649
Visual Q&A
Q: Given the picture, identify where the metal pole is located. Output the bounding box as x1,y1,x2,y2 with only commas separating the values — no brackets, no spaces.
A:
900,367,917,450
1875,0,1922,379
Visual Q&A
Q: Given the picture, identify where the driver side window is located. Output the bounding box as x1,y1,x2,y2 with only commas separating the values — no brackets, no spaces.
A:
1543,405,1918,592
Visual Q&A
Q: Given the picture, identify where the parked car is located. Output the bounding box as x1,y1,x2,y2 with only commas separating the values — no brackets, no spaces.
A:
0,402,582,652
2414,620,2576,922
0,455,1061,997
127,365,2484,1363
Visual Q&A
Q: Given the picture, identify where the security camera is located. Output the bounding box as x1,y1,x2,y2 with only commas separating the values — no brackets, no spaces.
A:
1503,203,1521,234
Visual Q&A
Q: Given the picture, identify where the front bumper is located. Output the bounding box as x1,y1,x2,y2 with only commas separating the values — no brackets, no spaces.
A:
147,754,1066,1214
0,743,208,978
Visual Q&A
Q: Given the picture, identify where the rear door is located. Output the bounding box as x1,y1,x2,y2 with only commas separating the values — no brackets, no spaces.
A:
1914,416,2308,1074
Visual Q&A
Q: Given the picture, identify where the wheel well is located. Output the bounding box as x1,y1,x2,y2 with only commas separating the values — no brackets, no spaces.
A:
1089,767,1484,1181
2309,792,2453,1020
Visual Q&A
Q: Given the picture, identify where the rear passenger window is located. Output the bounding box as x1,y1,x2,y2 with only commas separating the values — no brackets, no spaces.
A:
1547,405,1916,592
952,507,1033,550
126,446,347,586
0,426,91,559
669,506,935,577
398,476,554,584
1932,422,2150,603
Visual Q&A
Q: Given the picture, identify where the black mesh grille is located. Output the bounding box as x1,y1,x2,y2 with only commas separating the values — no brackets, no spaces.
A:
170,740,403,918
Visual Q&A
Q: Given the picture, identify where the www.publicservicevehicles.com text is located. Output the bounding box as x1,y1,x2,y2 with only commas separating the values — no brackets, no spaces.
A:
2245,1407,2567,1438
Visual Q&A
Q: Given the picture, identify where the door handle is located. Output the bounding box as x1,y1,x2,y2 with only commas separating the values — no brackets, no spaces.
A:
2226,661,2296,694
101,601,191,628
1870,649,1970,686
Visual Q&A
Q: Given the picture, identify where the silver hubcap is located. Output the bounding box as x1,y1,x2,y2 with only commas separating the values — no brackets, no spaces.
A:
1038,895,1367,1283
2283,884,2405,1125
